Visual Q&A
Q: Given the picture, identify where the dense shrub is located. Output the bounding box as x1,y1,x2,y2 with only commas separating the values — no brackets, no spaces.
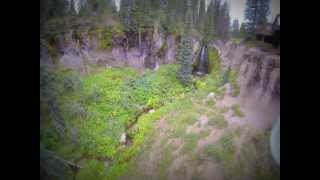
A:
231,104,245,117
40,65,190,179
123,65,186,109
76,159,105,180
90,24,125,50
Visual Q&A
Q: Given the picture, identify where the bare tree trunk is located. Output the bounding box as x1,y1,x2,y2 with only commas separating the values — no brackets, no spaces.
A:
138,29,141,50
126,38,129,51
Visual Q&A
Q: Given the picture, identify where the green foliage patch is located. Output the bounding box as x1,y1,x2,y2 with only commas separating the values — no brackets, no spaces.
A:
41,64,189,180
89,24,125,50
208,114,228,129
228,69,240,97
40,48,225,180
76,159,105,180
181,133,200,154
231,104,245,117
203,132,235,162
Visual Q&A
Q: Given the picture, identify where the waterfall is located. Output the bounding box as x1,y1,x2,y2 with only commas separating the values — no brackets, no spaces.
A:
194,45,209,76
271,119,280,166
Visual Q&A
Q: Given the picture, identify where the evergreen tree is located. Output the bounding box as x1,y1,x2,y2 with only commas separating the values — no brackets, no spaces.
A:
166,0,185,34
197,0,206,32
232,19,240,37
217,1,230,39
203,0,214,42
177,0,193,86
131,0,146,49
159,0,168,32
213,0,221,36
244,0,270,35
69,0,76,16
78,0,90,16
120,0,133,29
40,0,68,20
244,0,256,34
256,0,270,25
239,22,247,38
192,0,199,27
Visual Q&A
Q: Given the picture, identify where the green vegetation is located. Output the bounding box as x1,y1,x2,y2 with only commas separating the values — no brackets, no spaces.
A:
157,144,175,178
199,128,211,139
76,159,105,180
40,64,191,179
40,0,280,179
157,40,168,58
171,126,186,139
176,32,193,86
203,132,235,162
231,104,245,117
208,47,221,78
228,68,240,97
231,37,243,44
94,25,125,50
225,130,280,180
192,47,223,95
202,128,279,180
181,133,200,154
208,114,228,129
40,41,250,179
176,0,193,86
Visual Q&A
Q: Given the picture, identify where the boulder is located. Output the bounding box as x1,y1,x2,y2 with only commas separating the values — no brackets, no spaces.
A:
120,133,127,144
203,92,216,104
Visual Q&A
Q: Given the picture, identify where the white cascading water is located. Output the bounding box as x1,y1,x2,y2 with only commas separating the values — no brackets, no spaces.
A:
271,118,280,166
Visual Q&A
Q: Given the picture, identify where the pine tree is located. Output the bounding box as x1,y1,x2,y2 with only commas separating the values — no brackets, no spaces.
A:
41,0,68,19
217,1,230,39
78,0,90,16
159,0,168,32
131,0,148,49
197,0,206,32
69,0,77,16
232,19,240,37
213,0,221,36
191,0,199,27
256,0,270,25
244,0,256,34
203,0,214,42
244,0,270,35
120,0,133,30
177,0,193,86
239,22,247,38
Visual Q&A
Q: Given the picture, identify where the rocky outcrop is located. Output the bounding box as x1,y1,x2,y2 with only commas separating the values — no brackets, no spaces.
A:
213,40,280,130
212,40,280,104
163,35,177,64
41,30,201,71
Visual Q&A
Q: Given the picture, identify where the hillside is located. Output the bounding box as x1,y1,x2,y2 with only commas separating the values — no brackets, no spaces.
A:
40,1,280,180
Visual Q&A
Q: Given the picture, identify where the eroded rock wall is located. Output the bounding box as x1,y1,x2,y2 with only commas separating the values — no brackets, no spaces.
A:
212,40,280,104
212,40,280,130
40,30,201,71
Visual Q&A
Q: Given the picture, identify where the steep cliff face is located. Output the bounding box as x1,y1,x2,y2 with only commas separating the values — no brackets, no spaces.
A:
212,40,280,130
213,40,280,104
41,30,201,71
